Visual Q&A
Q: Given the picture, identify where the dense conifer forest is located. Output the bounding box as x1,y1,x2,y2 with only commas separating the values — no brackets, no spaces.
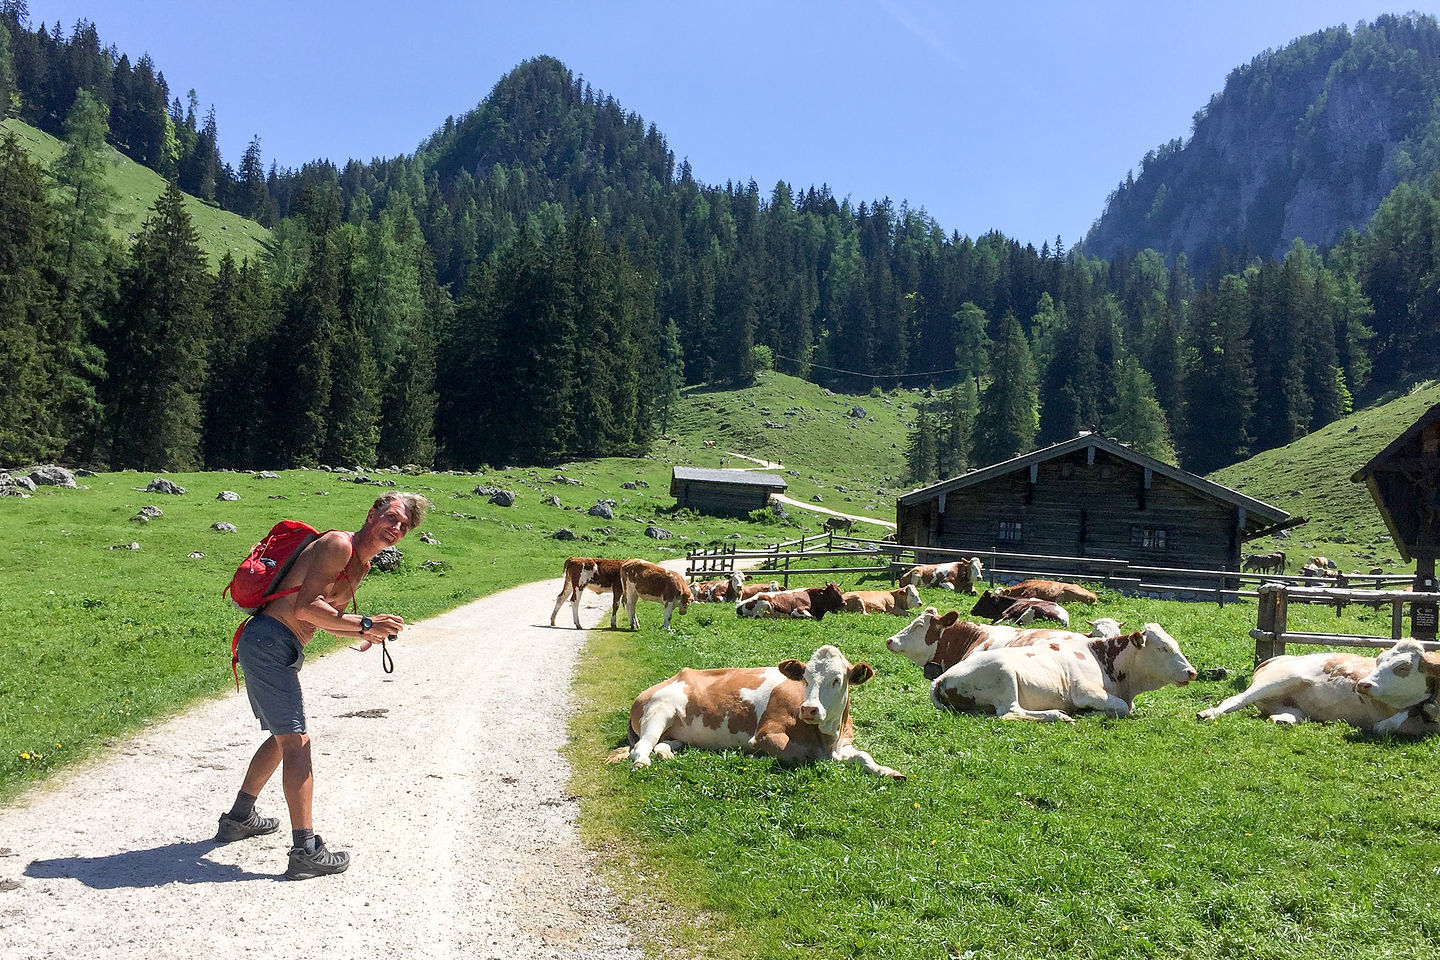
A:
2,5,1439,480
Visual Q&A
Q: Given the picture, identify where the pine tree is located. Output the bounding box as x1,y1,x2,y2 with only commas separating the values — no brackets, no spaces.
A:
973,314,1038,464
0,18,15,120
321,231,381,467
937,382,974,478
906,402,939,484
238,135,268,222
1182,276,1255,472
0,130,59,460
48,88,116,461
953,301,990,395
105,181,211,469
655,316,683,435
1106,356,1177,463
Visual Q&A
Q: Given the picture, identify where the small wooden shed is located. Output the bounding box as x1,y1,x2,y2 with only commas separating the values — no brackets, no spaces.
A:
896,432,1289,577
670,466,787,516
1351,401,1440,637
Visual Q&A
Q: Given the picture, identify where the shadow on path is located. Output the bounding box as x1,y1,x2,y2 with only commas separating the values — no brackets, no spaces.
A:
26,839,276,889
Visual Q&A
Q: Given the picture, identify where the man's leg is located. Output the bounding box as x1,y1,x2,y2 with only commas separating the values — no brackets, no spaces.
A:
240,735,282,796
275,732,313,831
217,736,283,842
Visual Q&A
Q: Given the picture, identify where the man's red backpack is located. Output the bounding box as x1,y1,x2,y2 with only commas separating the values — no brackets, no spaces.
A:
223,520,354,690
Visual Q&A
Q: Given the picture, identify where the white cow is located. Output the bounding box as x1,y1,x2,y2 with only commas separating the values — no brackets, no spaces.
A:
930,623,1197,722
1198,640,1440,734
1086,618,1125,639
607,644,903,778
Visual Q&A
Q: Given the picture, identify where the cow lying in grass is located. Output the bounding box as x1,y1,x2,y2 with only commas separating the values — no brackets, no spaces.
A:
691,571,744,602
885,607,1093,678
736,580,782,600
736,583,846,620
999,579,1099,605
841,584,922,615
1197,639,1440,734
607,644,904,778
970,589,1070,628
900,558,983,593
930,623,1196,722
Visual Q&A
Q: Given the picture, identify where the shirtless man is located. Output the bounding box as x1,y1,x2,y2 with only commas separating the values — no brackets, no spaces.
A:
217,491,429,879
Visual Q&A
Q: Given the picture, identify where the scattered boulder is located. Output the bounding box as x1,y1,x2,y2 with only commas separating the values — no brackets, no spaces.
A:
144,478,186,495
1,473,37,492
620,481,638,490
588,503,614,519
371,547,403,572
212,522,237,532
553,528,578,541
217,490,240,502
552,475,583,486
138,505,163,518
849,406,867,419
109,541,141,551
129,514,150,524
542,494,562,507
645,526,673,540
353,475,372,484
634,480,650,489
488,490,517,507
29,465,77,488
420,560,447,571
187,551,205,559
254,471,280,480
419,532,440,545
0,486,30,498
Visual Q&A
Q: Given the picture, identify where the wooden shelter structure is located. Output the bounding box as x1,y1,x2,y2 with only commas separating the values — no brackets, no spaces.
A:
1351,401,1440,639
896,433,1289,583
670,466,787,516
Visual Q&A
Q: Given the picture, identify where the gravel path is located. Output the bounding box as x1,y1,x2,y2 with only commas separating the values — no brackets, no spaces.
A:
770,493,896,530
0,577,642,960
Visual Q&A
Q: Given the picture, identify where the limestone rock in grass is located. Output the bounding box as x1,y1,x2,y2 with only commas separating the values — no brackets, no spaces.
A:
489,490,516,507
542,494,562,507
267,494,288,500
75,468,96,477
372,547,403,572
620,481,638,490
254,471,280,480
188,551,205,559
850,406,867,419
645,526,673,540
588,503,613,519
138,505,163,518
635,480,650,488
212,522,238,532
109,541,140,550
811,494,823,502
553,528,578,541
420,560,447,571
472,484,499,497
552,475,583,486
354,475,371,484
29,465,77,488
0,486,30,498
376,478,398,487
217,490,240,501
129,514,150,524
144,477,186,495
1,472,37,491
419,532,440,545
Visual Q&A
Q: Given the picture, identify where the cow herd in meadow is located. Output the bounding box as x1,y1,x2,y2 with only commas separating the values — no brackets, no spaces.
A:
551,554,1440,781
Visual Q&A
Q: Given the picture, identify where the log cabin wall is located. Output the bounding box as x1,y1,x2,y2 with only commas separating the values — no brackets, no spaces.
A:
674,481,778,516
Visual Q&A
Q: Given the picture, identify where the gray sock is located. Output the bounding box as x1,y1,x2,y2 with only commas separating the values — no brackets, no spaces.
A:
227,790,257,820
292,828,316,853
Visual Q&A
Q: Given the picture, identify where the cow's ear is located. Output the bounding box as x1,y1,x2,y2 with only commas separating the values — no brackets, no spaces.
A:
849,663,875,685
923,661,943,681
939,610,960,626
778,659,806,681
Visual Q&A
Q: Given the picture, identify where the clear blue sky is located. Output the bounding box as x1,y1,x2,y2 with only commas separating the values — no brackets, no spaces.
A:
24,1,1440,248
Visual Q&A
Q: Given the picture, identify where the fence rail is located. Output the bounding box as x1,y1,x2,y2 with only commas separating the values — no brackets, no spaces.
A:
1250,583,1440,662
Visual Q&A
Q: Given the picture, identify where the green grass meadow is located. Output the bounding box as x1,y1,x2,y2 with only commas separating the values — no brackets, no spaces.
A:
570,581,1440,960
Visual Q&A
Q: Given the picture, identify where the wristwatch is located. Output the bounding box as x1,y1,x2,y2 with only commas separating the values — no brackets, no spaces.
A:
359,616,374,633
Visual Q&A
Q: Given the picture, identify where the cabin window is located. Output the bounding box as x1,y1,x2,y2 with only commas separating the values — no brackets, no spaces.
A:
998,520,1022,544
1132,525,1168,552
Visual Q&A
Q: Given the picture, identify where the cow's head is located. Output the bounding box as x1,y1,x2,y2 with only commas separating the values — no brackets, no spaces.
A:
726,571,745,600
898,583,921,610
778,644,873,732
1087,617,1125,639
970,590,1013,620
811,582,846,620
886,607,960,666
1130,623,1198,687
968,557,984,582
1357,639,1435,710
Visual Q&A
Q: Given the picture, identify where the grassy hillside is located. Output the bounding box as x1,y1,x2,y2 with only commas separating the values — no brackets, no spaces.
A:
2,116,269,268
1210,380,1440,574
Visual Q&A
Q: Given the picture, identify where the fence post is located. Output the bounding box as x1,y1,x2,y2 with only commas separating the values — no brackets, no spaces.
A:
1255,585,1278,665
783,550,791,589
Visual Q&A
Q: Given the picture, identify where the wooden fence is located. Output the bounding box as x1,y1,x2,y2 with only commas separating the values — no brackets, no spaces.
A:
1250,583,1440,663
687,533,1413,600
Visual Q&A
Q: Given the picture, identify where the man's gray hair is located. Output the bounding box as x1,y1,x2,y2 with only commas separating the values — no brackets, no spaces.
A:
373,492,430,532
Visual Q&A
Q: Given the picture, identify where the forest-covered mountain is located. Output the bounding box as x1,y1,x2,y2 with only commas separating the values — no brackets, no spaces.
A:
1084,13,1440,268
2,7,1440,482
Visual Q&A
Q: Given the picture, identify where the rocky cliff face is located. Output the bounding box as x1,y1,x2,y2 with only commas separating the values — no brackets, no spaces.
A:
1084,15,1440,269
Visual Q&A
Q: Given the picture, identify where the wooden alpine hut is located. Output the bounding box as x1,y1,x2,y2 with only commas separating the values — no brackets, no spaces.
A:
895,432,1290,576
670,466,787,517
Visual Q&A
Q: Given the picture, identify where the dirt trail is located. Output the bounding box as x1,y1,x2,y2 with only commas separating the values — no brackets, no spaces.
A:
0,578,642,960
770,493,896,530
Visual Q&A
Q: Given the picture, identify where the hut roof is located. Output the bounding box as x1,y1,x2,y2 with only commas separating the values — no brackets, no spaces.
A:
670,466,788,489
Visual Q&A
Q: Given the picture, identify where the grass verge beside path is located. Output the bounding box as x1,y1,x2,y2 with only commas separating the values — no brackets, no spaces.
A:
569,578,1440,960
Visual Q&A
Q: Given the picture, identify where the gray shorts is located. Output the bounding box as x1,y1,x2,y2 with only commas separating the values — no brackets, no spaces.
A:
236,615,308,735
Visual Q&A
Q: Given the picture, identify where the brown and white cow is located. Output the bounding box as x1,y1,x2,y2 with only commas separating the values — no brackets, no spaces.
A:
620,558,690,630
691,571,744,603
885,607,1091,677
737,580,783,600
1197,640,1440,733
900,558,983,593
969,589,1069,628
931,623,1196,722
999,579,1099,605
841,583,922,615
1086,618,1126,639
607,644,903,778
1242,551,1286,574
736,582,846,620
550,556,627,629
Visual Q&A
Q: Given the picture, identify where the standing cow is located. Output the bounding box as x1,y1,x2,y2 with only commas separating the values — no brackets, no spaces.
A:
620,558,690,630
608,644,903,778
550,557,628,629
